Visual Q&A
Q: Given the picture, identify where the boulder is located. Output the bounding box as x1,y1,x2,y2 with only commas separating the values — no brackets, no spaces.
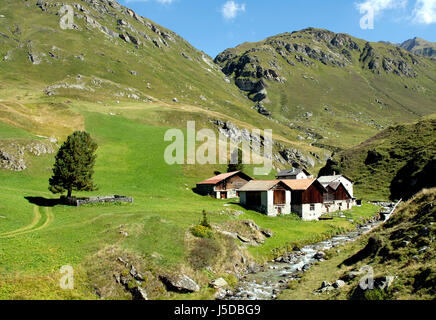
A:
210,278,228,289
333,280,345,289
131,286,148,300
314,251,326,260
160,274,200,293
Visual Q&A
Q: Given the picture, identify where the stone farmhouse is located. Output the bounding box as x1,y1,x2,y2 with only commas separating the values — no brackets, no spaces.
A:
195,171,252,199
238,180,292,216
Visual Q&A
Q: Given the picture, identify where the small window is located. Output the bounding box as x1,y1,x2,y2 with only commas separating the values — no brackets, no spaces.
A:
310,204,315,211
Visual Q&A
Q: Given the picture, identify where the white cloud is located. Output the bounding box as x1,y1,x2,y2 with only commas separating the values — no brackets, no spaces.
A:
221,1,246,20
412,0,436,24
356,0,407,16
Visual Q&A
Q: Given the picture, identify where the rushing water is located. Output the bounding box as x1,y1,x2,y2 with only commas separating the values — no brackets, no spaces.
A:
223,203,397,300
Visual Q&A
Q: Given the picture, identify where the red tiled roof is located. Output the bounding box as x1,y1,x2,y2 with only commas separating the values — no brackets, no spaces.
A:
281,178,316,190
197,171,241,185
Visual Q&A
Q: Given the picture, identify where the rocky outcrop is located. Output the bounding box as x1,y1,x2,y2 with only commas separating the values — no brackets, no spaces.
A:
360,42,418,77
211,119,319,168
159,274,200,293
0,149,26,171
0,141,55,172
114,257,148,300
277,145,316,168
251,103,271,116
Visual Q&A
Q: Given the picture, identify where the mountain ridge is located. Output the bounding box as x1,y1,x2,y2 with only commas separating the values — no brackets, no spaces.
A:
399,37,436,59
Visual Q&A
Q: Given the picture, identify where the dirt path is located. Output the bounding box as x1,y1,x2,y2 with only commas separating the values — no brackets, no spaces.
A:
0,206,53,239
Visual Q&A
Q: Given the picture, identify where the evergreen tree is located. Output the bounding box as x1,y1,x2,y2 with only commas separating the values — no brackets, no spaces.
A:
227,148,244,172
49,131,98,199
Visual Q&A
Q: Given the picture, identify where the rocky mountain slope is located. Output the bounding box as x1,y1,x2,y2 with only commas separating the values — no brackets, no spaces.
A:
400,37,436,60
215,28,436,149
0,0,251,110
319,117,436,201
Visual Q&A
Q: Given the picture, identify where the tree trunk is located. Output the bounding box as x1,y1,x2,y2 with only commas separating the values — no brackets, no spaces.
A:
67,188,72,199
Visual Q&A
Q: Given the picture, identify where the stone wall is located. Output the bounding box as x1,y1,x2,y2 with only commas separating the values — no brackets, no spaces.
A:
71,195,134,206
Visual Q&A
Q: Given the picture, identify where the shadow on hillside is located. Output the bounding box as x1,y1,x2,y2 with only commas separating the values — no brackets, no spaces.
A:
339,236,383,267
24,196,63,207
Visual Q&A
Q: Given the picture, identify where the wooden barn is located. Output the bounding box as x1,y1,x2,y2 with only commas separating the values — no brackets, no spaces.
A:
196,171,252,199
238,180,291,216
317,174,354,198
322,181,353,213
281,179,327,221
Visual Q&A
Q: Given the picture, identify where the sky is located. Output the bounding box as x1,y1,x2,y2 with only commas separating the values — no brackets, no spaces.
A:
119,0,436,58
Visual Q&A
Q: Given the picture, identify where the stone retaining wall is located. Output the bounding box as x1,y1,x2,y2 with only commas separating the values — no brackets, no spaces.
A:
69,195,134,206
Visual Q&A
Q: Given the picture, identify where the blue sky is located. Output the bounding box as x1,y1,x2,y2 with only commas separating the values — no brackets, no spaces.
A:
120,0,436,57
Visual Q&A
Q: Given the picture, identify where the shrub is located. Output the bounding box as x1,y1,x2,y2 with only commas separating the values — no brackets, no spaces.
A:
200,210,211,229
191,225,213,239
364,288,389,300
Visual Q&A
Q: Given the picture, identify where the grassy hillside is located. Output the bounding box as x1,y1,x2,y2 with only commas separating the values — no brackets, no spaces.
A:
318,117,436,201
215,28,436,150
280,188,436,300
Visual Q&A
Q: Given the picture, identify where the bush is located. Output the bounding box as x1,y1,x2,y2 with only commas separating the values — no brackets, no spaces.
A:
191,225,213,239
364,289,389,300
200,210,211,229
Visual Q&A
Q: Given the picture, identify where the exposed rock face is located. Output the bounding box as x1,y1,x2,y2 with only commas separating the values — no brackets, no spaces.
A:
400,37,436,59
114,258,148,300
211,120,266,148
277,146,316,168
360,42,418,77
0,149,26,171
211,119,319,168
159,274,200,293
252,103,271,116
0,141,55,172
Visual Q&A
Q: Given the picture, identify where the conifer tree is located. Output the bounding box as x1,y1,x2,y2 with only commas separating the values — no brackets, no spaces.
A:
49,131,98,199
